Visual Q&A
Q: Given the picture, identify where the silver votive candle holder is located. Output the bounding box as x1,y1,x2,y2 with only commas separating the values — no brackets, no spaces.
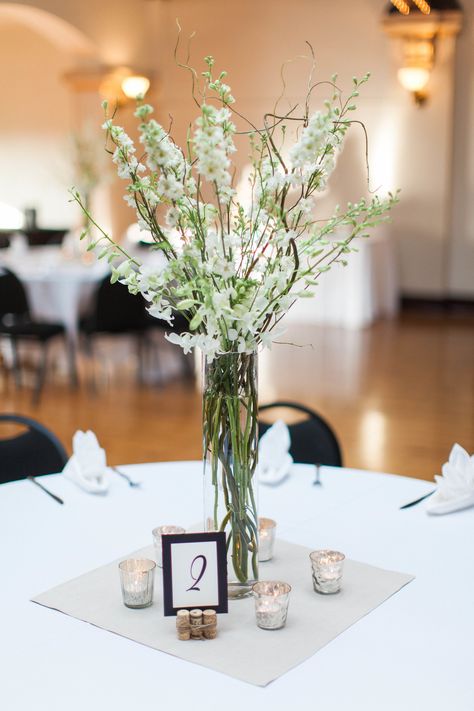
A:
253,580,291,630
310,550,345,594
258,518,277,562
152,525,186,567
119,558,156,608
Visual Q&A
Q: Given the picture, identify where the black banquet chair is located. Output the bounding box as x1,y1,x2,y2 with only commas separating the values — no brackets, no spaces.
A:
81,275,195,383
80,274,150,383
0,267,77,403
0,413,68,484
258,401,343,467
145,309,195,379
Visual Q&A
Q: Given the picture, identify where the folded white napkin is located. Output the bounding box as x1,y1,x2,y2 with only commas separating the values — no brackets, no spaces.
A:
63,430,108,494
426,443,474,515
258,419,293,486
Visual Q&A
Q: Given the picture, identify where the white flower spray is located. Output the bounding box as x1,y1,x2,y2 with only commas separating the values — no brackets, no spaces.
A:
71,52,398,362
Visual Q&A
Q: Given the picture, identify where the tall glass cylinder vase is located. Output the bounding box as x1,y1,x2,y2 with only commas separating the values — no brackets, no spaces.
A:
203,351,259,599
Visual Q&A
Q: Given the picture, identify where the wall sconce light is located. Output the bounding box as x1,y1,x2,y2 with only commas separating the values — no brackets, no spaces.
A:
382,1,462,107
397,36,434,105
121,75,151,100
63,66,152,107
99,67,152,106
397,67,431,103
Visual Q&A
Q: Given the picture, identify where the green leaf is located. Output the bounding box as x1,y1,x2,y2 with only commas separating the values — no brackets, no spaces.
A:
189,310,203,331
176,299,197,309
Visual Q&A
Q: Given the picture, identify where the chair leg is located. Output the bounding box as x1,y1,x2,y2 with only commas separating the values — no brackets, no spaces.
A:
0,345,10,389
33,341,49,406
136,334,146,385
82,334,97,395
181,349,195,380
66,336,79,389
149,332,163,384
10,338,22,388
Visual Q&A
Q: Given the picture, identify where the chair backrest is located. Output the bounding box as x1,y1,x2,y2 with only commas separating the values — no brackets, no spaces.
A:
0,414,68,483
147,309,189,334
259,401,343,467
88,275,148,333
0,268,29,319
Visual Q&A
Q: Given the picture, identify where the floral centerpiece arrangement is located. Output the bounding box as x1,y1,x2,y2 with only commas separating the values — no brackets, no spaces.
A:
72,50,397,597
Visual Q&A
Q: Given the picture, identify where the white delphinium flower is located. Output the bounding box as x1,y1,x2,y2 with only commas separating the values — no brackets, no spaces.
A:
193,104,236,195
105,125,146,182
137,217,150,232
157,173,184,202
148,300,173,323
297,197,316,217
138,116,186,177
289,109,337,170
165,206,180,227
165,331,196,354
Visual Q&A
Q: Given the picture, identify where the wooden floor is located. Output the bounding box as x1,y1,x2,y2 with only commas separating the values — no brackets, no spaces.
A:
1,309,473,481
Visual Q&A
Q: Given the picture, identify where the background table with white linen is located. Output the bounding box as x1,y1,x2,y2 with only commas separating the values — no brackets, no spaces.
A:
0,245,108,341
284,228,398,328
1,462,472,710
1,225,397,335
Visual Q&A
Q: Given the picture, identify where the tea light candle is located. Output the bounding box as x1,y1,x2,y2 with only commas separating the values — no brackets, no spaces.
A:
258,517,277,562
152,525,186,567
310,550,345,594
119,558,156,608
253,580,291,630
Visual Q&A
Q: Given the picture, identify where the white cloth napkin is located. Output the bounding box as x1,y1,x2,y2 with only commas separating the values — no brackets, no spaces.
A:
63,430,108,494
426,443,474,515
258,419,293,486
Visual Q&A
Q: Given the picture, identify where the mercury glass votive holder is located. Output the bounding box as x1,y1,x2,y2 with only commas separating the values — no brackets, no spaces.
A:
258,518,277,562
310,550,345,594
119,558,156,608
253,581,291,630
152,525,186,567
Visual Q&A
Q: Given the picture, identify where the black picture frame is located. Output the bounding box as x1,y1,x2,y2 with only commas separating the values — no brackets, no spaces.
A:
161,531,228,616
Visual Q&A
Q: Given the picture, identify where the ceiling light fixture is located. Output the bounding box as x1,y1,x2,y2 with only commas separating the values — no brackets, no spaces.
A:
412,0,431,14
382,1,462,107
390,0,411,15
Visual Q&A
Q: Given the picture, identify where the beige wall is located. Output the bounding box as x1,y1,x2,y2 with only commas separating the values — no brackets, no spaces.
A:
0,19,74,228
0,0,472,298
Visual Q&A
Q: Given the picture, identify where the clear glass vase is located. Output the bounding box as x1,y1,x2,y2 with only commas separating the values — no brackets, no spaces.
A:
203,351,259,598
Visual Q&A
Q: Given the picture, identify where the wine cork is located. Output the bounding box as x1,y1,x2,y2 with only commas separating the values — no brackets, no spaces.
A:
202,609,217,639
176,609,190,641
190,609,203,639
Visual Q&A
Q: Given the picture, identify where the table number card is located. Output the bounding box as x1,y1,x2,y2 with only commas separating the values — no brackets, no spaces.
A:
162,532,228,615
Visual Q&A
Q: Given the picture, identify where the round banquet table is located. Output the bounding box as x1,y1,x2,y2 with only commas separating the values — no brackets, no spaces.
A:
1,462,473,711
0,245,108,341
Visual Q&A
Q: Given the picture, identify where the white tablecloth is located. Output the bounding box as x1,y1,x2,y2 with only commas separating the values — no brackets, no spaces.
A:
1,462,472,710
284,228,398,328
1,226,397,339
0,246,108,340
